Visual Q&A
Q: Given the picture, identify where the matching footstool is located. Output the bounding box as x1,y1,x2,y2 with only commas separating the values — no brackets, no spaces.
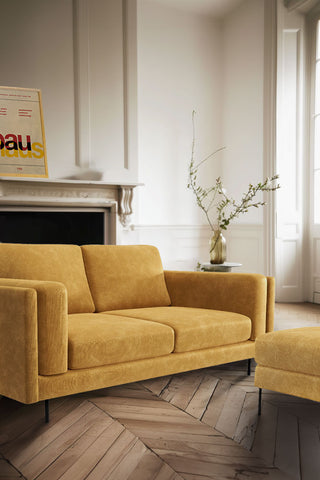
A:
254,327,320,410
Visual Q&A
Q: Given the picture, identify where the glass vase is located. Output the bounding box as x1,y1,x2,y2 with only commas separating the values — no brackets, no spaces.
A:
209,229,226,264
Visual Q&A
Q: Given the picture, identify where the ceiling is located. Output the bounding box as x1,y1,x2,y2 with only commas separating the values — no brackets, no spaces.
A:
147,0,245,18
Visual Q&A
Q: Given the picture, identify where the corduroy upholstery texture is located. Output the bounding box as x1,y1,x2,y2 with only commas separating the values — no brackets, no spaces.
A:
0,244,95,314
81,245,171,311
108,306,251,352
254,327,320,402
68,313,174,369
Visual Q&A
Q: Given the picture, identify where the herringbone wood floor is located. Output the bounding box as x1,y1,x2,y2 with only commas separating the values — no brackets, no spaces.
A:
0,303,319,480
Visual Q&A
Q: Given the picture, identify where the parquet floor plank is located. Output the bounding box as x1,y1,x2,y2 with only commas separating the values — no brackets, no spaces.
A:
153,463,184,480
0,397,81,448
85,429,138,480
274,408,301,480
92,403,195,423
35,411,115,480
94,384,150,399
142,431,225,444
215,384,246,438
185,375,219,420
92,386,292,480
153,449,276,479
201,379,232,427
141,437,254,457
0,459,23,479
143,376,173,396
105,438,147,480
298,420,320,480
19,404,101,479
160,371,204,410
57,419,125,480
234,392,259,449
91,394,170,409
126,450,170,480
4,401,93,470
251,400,278,465
282,403,320,425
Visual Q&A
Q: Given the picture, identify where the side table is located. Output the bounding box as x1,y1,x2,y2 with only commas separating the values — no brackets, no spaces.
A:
198,262,242,272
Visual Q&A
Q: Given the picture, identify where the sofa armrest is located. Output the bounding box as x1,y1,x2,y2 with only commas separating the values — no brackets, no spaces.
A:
0,286,39,403
164,271,269,340
0,279,68,377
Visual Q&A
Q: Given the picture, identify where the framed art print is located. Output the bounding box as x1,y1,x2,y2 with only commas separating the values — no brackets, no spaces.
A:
0,86,48,177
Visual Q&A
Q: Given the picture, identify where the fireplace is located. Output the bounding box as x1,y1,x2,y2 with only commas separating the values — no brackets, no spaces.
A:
0,208,107,245
0,177,140,245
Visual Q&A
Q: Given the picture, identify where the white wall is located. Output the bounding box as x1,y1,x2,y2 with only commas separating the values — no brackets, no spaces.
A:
218,0,266,274
0,0,138,182
0,0,268,273
126,0,224,269
137,0,223,226
74,0,138,183
0,0,76,178
130,0,266,273
221,0,265,224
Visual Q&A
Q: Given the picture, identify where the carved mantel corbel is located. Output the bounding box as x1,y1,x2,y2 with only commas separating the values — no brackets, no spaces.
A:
118,185,134,227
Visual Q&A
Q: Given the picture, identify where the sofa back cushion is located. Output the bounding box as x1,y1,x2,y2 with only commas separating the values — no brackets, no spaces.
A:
81,245,171,311
0,244,95,314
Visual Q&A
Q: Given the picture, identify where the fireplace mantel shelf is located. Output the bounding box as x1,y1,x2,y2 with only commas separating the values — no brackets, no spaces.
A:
0,177,142,228
0,177,142,187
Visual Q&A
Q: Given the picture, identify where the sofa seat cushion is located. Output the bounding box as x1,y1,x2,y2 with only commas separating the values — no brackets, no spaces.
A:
0,244,95,314
107,306,252,353
68,313,174,369
255,327,320,377
81,245,171,311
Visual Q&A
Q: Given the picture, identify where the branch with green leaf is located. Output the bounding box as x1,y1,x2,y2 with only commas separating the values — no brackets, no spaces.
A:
187,111,280,231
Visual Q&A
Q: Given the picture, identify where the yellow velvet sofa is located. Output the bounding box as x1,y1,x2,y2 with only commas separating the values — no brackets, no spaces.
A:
0,243,274,412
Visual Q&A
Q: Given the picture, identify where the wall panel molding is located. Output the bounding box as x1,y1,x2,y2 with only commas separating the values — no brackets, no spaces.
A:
73,0,91,167
122,224,264,273
73,0,138,181
263,0,277,277
123,0,138,177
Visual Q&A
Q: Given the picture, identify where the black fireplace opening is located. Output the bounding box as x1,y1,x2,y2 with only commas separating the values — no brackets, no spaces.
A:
0,211,106,245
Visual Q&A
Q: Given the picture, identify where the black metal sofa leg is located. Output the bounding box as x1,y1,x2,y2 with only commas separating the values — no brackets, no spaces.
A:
258,388,262,416
247,358,251,376
44,399,49,423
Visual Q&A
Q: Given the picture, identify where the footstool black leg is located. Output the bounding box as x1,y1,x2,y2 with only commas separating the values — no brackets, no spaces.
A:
247,358,251,376
45,399,49,423
258,388,262,416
